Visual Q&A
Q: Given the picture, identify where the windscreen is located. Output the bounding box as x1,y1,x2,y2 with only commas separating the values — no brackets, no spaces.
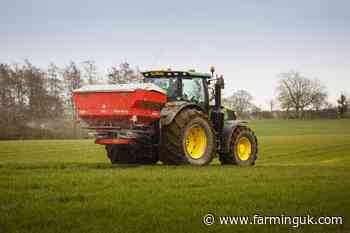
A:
145,77,179,99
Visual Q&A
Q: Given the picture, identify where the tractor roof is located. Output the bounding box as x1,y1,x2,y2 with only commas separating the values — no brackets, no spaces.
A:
142,70,212,79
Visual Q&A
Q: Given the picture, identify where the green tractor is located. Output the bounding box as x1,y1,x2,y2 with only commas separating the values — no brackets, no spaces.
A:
144,67,257,165
73,67,258,166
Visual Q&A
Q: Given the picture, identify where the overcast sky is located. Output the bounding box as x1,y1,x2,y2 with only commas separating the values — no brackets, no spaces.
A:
1,0,349,109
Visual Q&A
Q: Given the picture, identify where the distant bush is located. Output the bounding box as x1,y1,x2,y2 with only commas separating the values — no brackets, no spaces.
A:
250,108,340,120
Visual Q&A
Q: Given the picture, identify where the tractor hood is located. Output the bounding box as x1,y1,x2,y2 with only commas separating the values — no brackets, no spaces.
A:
73,83,166,94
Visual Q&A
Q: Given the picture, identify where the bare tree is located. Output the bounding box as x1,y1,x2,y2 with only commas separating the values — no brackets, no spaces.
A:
267,99,275,112
24,61,50,121
337,93,348,118
47,63,64,118
62,61,83,137
223,90,254,118
62,61,83,119
0,64,14,126
107,62,143,84
311,79,328,111
82,60,98,84
47,63,63,98
277,71,327,118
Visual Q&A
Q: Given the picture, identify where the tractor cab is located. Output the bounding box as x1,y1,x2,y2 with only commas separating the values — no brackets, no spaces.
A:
142,70,211,111
142,69,229,133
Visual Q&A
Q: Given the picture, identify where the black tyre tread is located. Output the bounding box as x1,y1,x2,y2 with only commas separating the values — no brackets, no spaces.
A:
105,145,158,165
220,126,258,165
159,108,215,165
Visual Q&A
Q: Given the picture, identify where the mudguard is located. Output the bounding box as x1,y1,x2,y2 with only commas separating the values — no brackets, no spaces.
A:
220,120,248,153
160,102,204,126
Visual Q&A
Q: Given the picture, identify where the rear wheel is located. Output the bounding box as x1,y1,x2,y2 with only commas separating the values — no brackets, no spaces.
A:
220,126,258,166
159,108,216,165
106,145,158,165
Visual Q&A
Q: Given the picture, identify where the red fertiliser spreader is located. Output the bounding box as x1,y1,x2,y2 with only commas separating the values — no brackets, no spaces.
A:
73,83,166,146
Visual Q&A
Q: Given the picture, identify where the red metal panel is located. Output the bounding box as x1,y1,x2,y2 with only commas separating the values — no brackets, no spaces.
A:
73,90,166,126
95,138,135,145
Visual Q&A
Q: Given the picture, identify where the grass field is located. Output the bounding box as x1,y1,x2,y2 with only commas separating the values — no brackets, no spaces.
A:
1,119,350,233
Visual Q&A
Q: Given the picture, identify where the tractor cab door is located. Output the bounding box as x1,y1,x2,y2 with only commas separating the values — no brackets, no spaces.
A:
181,77,208,112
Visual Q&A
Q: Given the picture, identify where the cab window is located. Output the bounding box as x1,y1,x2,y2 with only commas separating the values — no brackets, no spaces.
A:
145,77,178,100
182,78,205,104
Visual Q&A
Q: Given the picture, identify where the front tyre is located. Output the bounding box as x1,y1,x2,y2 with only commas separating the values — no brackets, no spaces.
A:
220,126,257,166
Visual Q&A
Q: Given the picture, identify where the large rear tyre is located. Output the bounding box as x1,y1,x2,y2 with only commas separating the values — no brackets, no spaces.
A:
106,145,158,165
220,126,258,166
159,108,216,165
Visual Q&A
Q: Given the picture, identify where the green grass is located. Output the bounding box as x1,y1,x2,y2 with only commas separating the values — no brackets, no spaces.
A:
1,119,350,233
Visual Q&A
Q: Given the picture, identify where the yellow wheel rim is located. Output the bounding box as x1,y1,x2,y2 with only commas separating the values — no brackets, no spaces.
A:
236,137,252,161
185,125,207,159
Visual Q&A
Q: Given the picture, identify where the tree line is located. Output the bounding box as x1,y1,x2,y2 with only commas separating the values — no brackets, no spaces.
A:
0,60,142,139
0,60,349,139
223,71,348,119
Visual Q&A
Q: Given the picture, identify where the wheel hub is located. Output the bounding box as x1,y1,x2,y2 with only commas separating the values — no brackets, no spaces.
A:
185,125,207,159
236,137,252,161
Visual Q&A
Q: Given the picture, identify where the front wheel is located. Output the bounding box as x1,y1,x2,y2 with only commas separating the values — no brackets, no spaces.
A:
220,126,258,166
